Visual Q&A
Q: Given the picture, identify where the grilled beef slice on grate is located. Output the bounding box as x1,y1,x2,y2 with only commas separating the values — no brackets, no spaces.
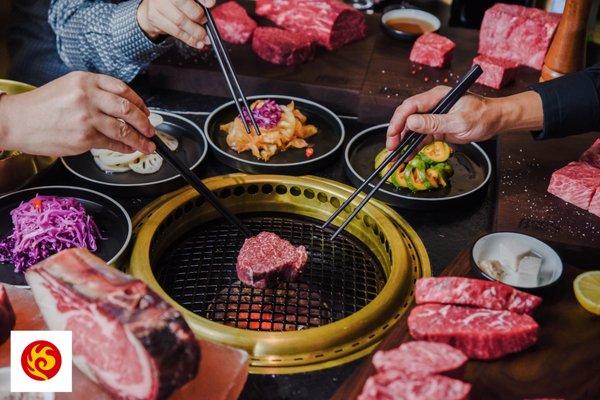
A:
236,231,308,288
25,248,200,400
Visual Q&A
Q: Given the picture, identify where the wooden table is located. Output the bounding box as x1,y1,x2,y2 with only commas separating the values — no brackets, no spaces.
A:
332,250,600,400
147,2,539,123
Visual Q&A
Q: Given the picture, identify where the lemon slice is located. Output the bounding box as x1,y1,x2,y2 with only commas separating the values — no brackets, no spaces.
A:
573,270,600,315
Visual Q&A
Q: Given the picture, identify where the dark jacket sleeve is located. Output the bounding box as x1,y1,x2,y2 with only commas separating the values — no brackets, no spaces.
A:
530,63,600,139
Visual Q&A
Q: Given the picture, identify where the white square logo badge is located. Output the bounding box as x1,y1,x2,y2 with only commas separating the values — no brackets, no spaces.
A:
10,331,72,393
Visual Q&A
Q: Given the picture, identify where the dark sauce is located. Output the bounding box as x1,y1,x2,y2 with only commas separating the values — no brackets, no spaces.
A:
386,18,434,34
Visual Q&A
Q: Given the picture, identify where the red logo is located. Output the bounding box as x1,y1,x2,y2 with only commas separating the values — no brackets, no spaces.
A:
20,340,62,381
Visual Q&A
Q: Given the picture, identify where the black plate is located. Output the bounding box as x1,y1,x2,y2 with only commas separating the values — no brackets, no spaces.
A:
0,186,131,286
204,95,345,174
345,124,492,210
62,111,207,197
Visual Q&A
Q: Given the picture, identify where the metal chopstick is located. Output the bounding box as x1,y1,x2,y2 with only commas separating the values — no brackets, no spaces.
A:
149,134,252,238
323,64,483,240
201,5,262,136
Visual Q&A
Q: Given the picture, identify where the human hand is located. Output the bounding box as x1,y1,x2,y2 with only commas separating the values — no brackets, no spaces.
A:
137,0,215,49
0,71,156,157
386,86,503,151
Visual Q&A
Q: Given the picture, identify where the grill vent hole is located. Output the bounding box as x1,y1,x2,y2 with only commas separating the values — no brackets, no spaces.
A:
330,197,340,208
219,188,231,199
233,186,245,196
317,192,328,203
290,186,301,196
276,185,287,195
363,215,373,227
304,189,315,199
248,185,259,194
262,184,273,194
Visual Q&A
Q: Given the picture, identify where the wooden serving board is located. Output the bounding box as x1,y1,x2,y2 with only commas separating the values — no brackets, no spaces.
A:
146,2,539,122
494,131,600,264
332,250,600,400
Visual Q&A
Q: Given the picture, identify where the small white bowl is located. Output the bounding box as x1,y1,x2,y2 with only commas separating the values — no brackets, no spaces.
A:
471,232,563,292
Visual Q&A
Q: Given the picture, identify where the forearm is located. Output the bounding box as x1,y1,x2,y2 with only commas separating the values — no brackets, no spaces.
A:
48,0,172,82
490,91,544,135
0,94,18,151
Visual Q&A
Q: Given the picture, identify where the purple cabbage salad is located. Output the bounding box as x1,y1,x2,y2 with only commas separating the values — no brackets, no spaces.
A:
0,195,103,273
242,99,282,129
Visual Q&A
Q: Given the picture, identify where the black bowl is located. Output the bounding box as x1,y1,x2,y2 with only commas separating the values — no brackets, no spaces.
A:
0,186,131,286
62,110,207,197
345,124,492,210
380,8,441,42
204,95,345,175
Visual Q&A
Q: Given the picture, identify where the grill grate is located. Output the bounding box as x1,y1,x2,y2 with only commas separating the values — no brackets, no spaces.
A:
153,213,386,332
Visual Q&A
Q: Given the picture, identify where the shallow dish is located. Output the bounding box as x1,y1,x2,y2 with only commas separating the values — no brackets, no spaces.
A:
345,124,492,210
0,186,131,287
204,95,345,175
471,232,563,292
62,110,207,197
380,8,441,41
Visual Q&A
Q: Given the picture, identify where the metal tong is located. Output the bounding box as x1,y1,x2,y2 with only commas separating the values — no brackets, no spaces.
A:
322,64,483,240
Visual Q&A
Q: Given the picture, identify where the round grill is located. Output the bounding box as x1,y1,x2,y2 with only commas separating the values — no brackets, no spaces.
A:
154,213,386,332
129,174,430,374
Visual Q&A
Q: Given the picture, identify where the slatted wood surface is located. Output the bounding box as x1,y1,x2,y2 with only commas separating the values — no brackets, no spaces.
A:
332,250,600,400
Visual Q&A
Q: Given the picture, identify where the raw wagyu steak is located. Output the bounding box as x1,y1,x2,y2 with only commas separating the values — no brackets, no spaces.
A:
0,285,16,345
236,231,308,288
580,138,600,168
252,27,315,66
478,4,561,70
372,341,468,379
25,248,200,400
408,304,539,360
547,161,600,211
409,32,456,68
473,54,519,89
255,0,367,50
416,277,542,314
358,373,471,400
212,1,257,45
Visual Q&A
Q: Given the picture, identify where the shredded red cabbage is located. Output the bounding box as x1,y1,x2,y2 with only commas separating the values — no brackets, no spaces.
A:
242,99,282,129
0,195,103,273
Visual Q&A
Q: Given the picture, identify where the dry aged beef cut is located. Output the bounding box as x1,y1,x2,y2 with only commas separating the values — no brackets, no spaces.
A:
252,27,315,66
478,4,561,70
0,285,15,345
580,138,600,169
212,1,257,45
255,0,367,50
589,189,600,219
372,341,468,379
25,248,200,400
416,277,542,314
408,304,539,360
236,231,308,288
547,161,600,214
358,372,471,400
409,33,456,68
473,54,519,89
